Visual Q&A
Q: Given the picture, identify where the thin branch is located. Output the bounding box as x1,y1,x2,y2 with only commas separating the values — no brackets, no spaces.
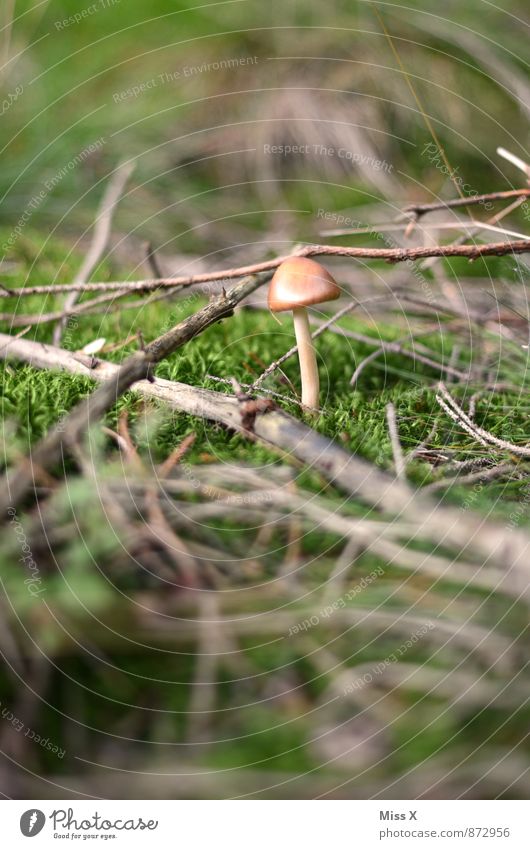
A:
468,390,482,420
350,347,387,387
393,291,529,339
53,159,136,344
420,194,529,271
425,462,523,492
406,421,440,466
402,188,530,219
349,324,470,386
2,289,136,328
312,320,471,384
206,374,304,408
446,343,462,384
435,394,490,447
186,593,220,743
144,489,199,588
145,241,164,279
442,456,496,474
0,324,30,353
320,218,530,241
158,432,196,479
2,282,195,327
117,410,142,467
3,239,530,299
320,538,362,607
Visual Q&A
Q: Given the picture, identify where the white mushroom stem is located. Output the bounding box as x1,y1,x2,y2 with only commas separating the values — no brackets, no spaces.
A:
292,306,319,409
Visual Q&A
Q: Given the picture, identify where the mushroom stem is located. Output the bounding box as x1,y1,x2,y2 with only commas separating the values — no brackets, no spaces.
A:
292,306,319,409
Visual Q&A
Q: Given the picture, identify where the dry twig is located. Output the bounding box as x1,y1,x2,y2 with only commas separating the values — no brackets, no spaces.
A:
425,463,523,493
402,188,530,219
53,159,136,344
386,403,406,481
3,239,530,300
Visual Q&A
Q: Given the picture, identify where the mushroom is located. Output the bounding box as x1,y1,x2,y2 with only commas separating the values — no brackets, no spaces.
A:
268,257,340,409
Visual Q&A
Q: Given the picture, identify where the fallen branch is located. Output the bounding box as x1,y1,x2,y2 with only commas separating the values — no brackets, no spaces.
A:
2,329,530,598
0,325,410,514
0,273,266,515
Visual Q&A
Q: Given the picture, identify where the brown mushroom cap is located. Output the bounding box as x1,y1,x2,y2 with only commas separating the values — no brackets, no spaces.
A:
268,257,340,312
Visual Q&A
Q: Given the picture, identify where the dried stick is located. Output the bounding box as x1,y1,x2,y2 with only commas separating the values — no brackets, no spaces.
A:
402,188,530,219
386,403,406,480
53,159,136,344
206,374,305,408
158,432,196,478
0,273,266,515
420,195,528,272
442,456,496,474
1,283,195,328
321,219,530,241
145,242,164,279
186,593,221,744
350,347,387,387
348,320,469,386
406,421,440,466
320,538,362,606
425,463,522,493
3,239,530,299
346,327,469,386
435,395,490,448
2,289,136,328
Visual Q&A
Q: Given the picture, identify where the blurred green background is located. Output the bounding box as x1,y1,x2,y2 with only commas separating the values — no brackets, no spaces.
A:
3,0,530,246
